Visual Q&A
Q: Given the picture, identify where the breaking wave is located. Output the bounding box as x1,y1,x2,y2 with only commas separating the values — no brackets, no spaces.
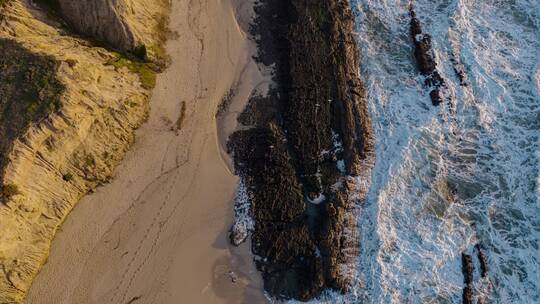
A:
291,0,540,302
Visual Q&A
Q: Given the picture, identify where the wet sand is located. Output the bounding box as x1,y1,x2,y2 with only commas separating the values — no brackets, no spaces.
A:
26,0,267,303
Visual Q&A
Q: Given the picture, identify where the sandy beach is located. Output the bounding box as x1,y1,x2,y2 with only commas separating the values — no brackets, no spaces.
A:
26,0,267,303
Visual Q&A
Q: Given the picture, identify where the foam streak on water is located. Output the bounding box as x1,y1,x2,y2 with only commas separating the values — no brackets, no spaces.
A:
292,0,540,303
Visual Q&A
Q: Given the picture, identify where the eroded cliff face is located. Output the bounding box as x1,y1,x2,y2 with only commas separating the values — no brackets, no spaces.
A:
0,39,64,189
52,0,169,62
228,0,375,300
0,0,168,302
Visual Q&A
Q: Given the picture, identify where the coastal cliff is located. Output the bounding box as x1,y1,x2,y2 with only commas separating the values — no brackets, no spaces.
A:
0,0,168,302
228,0,374,300
50,0,169,63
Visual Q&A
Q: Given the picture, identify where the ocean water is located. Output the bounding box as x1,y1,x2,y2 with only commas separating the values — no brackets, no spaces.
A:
291,0,540,303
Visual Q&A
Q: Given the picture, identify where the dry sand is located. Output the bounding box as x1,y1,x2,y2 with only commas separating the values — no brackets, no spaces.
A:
26,0,268,303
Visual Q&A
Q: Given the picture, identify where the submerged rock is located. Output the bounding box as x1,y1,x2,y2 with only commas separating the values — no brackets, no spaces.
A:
462,253,474,285
460,244,490,304
409,4,446,106
461,253,474,304
450,52,468,86
475,243,489,278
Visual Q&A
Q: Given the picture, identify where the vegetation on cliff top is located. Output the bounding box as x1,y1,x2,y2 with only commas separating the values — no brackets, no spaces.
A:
106,52,158,90
0,38,65,201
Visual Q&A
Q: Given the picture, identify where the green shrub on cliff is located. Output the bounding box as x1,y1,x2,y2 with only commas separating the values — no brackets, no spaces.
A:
0,184,20,203
106,53,157,90
62,173,73,182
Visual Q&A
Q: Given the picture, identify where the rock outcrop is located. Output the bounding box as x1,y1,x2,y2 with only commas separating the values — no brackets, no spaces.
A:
228,0,374,300
0,0,168,302
409,4,446,106
461,244,490,304
462,253,474,304
475,243,488,278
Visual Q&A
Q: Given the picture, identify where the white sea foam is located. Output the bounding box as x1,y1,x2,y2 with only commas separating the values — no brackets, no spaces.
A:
230,178,254,246
287,0,540,303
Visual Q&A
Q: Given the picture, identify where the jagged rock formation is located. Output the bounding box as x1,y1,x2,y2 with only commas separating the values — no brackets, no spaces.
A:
409,4,446,106
228,0,374,300
461,244,490,304
475,243,488,278
48,0,169,62
462,253,474,304
448,29,469,87
0,0,167,302
450,52,468,86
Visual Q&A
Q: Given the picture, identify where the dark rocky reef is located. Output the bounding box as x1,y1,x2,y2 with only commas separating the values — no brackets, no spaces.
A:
0,38,64,202
409,4,446,106
228,0,374,300
475,243,488,278
462,253,474,304
450,52,468,86
461,244,490,304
